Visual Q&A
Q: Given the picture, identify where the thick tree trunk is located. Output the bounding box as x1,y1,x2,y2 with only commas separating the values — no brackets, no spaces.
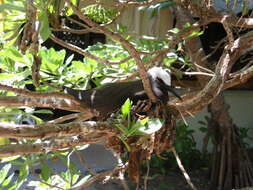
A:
208,95,253,190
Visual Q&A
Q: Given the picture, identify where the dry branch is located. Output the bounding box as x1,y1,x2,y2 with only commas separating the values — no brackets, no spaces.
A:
0,96,92,114
0,121,116,139
0,84,81,105
0,121,118,157
0,134,110,157
169,34,253,117
176,0,253,29
224,65,253,89
70,164,127,190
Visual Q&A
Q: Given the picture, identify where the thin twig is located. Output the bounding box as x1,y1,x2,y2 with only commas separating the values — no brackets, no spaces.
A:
116,155,130,190
70,165,127,190
170,67,214,77
144,161,150,190
31,167,65,190
172,147,198,190
75,150,97,176
49,35,132,65
47,113,81,124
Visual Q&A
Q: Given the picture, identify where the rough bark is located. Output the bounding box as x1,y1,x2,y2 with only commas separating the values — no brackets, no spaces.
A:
209,95,253,190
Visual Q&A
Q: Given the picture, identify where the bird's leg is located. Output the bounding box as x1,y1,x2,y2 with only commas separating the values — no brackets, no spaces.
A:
132,100,152,114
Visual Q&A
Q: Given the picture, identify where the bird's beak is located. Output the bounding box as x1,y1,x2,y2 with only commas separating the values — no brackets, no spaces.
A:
165,86,182,101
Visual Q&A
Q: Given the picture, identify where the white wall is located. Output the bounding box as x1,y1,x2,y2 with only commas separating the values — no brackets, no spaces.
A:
187,90,253,150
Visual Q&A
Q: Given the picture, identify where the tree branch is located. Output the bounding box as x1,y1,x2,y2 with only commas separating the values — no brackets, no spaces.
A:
0,84,94,115
224,65,253,89
0,84,80,105
169,34,253,117
0,96,92,114
0,121,116,139
70,164,127,190
0,134,111,157
65,0,157,102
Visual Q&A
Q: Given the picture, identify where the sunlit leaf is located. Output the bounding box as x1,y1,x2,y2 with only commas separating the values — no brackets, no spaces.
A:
0,46,27,64
33,109,53,114
139,117,149,125
1,173,14,187
0,4,25,12
0,138,10,146
0,163,11,184
72,175,91,187
139,118,163,134
121,98,132,120
40,48,65,73
1,156,20,163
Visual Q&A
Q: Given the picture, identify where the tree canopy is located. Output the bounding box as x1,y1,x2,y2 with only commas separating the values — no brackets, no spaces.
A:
0,0,253,189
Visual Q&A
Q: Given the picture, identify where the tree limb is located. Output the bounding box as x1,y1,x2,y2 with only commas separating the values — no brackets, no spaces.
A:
169,34,253,117
0,84,81,105
65,0,157,102
0,96,92,114
0,121,117,157
0,121,116,139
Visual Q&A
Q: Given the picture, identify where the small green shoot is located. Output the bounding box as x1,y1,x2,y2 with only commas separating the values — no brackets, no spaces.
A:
116,99,164,151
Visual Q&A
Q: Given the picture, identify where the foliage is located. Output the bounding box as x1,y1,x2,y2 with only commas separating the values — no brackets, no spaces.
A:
1,0,252,189
199,116,253,148
149,122,209,175
81,4,119,23
0,148,91,189
116,99,163,151
238,127,253,147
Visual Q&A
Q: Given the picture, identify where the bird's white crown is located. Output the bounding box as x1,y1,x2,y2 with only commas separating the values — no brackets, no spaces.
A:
148,67,171,86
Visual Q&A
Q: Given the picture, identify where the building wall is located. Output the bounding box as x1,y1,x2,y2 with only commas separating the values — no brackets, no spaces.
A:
78,0,253,39
187,90,253,150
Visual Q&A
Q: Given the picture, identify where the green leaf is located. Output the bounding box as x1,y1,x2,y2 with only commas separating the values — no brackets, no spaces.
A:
187,30,203,38
1,156,20,163
0,4,25,12
199,127,208,133
139,117,149,125
128,122,143,136
40,48,65,73
33,109,53,114
0,164,11,184
121,98,132,120
115,124,128,135
0,73,16,81
0,138,10,146
0,47,27,65
198,120,206,125
39,11,52,41
6,163,29,190
72,175,91,187
1,173,14,188
139,118,163,134
18,164,29,182
169,28,180,34
40,162,51,181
